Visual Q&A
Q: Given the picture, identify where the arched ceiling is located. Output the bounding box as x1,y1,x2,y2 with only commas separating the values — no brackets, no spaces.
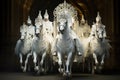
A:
14,0,107,25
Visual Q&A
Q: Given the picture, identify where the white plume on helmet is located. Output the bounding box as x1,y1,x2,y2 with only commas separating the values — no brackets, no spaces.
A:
38,10,42,19
35,10,42,23
44,10,49,19
96,12,101,22
27,16,31,24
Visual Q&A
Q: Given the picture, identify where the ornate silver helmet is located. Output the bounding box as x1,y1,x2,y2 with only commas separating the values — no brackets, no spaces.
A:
96,12,101,22
27,16,31,24
44,10,49,19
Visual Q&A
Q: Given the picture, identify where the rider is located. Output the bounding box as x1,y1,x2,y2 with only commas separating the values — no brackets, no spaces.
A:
20,22,27,41
90,12,107,41
42,9,54,43
26,16,36,40
35,10,43,38
79,15,91,38
90,12,110,66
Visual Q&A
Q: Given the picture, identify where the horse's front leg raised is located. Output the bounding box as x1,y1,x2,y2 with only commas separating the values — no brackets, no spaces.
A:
23,52,32,72
57,52,63,73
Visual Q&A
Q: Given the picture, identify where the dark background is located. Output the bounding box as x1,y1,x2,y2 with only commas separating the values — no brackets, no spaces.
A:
1,0,120,73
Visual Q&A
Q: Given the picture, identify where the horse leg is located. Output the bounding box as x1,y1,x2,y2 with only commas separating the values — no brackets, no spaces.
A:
88,58,91,72
92,52,98,73
91,57,95,74
93,53,98,65
64,52,72,77
101,54,105,65
99,54,105,70
57,52,63,73
19,53,24,69
69,58,73,76
40,52,46,72
23,53,32,72
82,57,85,72
33,51,39,71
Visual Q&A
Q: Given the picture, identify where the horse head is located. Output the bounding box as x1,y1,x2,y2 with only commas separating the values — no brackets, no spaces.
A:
58,18,68,34
96,26,104,41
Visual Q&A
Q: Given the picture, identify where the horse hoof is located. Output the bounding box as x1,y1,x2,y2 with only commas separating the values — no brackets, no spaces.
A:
58,68,63,73
95,62,98,65
94,66,96,70
63,72,67,76
23,68,26,72
34,66,39,71
21,66,24,69
41,68,45,72
63,72,71,77
68,72,71,77
99,66,103,70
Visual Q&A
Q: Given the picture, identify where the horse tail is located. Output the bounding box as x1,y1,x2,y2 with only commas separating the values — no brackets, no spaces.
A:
15,39,23,55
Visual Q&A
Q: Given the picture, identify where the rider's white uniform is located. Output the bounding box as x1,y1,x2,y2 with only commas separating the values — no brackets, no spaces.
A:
90,13,106,40
90,23,106,38
26,25,35,39
42,10,54,44
21,16,35,54
26,16,35,40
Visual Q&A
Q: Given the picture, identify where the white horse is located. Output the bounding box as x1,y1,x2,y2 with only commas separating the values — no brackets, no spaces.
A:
52,17,83,77
32,25,53,74
89,26,111,73
15,26,34,72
